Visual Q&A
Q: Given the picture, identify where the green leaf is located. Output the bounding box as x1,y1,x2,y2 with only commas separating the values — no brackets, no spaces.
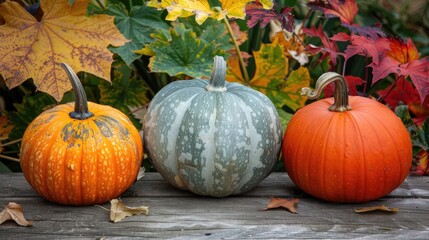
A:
0,160,12,173
105,4,170,65
396,105,414,126
414,121,429,151
181,18,232,52
280,67,311,111
99,64,150,129
140,23,230,78
6,93,57,140
396,105,429,151
278,108,293,134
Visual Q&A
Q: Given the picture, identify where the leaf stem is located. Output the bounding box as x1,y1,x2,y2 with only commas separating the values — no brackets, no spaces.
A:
1,138,22,147
223,18,250,84
94,0,106,9
377,75,403,103
0,154,20,163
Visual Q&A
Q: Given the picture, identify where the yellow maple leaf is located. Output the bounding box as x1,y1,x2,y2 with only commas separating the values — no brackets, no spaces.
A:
249,43,289,93
0,0,128,101
220,0,273,19
248,43,310,111
147,0,273,24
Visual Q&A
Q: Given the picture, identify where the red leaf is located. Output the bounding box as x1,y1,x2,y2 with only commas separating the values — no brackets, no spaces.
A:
324,75,365,97
343,23,385,39
371,56,429,103
308,0,384,39
412,150,429,176
323,0,358,25
387,38,419,64
377,77,429,121
246,4,294,32
331,33,390,64
378,77,420,108
304,26,342,68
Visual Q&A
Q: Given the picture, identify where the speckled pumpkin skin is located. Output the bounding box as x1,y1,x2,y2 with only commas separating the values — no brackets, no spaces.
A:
20,102,143,205
143,80,282,197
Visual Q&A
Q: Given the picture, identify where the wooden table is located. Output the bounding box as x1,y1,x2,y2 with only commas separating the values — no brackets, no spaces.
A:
1,172,428,239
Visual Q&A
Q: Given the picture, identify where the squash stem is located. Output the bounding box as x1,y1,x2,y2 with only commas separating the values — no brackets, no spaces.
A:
206,56,227,92
301,72,351,112
60,63,94,120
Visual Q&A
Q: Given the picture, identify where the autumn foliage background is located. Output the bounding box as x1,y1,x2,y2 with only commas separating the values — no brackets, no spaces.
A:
0,0,428,175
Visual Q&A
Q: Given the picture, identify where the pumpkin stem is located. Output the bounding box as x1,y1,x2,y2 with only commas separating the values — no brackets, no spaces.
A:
60,63,94,120
206,56,227,92
301,72,352,112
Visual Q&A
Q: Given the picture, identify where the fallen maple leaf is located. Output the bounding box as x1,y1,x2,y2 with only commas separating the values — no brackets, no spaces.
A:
110,199,149,223
0,0,128,101
355,205,399,213
0,202,32,226
263,197,300,214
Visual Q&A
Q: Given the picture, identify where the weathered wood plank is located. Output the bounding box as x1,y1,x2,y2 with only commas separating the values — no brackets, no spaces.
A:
2,173,429,198
0,173,428,239
0,196,428,239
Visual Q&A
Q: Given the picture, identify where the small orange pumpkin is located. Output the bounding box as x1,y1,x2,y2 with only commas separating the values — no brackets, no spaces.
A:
20,63,143,205
282,72,412,203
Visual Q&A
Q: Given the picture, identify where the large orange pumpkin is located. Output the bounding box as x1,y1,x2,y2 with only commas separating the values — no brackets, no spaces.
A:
20,63,143,205
282,72,412,203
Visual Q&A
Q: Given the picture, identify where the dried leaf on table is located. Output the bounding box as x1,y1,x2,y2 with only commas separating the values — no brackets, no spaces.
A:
0,202,32,226
355,205,399,213
110,199,149,223
263,197,300,214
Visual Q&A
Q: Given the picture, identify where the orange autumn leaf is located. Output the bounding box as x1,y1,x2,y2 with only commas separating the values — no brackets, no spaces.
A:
0,202,32,226
0,0,128,101
0,115,13,141
271,30,308,65
226,54,246,83
355,205,399,213
386,38,419,64
263,197,300,214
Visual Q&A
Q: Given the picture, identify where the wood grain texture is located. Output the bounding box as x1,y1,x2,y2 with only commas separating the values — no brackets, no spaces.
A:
0,173,428,239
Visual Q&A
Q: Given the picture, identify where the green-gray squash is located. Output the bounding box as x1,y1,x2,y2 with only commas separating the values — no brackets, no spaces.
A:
143,56,282,197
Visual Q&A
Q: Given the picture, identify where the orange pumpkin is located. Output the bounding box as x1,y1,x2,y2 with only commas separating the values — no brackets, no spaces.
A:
282,72,412,203
20,63,143,205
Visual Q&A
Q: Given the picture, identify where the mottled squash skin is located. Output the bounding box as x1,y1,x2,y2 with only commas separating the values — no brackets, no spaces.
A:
20,65,143,206
143,57,282,197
